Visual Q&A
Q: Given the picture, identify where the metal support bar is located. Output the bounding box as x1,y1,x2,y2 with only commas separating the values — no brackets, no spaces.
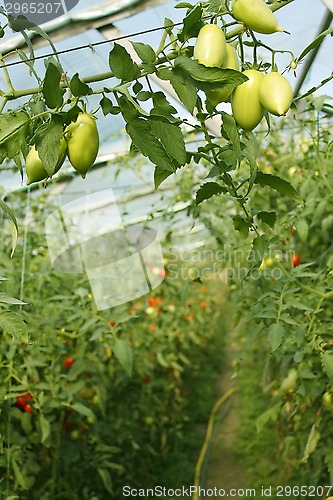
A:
293,6,333,97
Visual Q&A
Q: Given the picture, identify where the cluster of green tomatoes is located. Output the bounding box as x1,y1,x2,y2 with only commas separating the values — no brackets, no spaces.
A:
26,112,99,185
194,0,293,131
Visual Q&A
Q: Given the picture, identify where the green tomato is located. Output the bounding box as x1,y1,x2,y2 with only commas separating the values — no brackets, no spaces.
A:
232,0,284,34
259,72,293,116
26,137,67,185
66,113,99,178
231,69,264,131
194,24,226,68
280,368,298,393
206,44,240,105
322,391,333,407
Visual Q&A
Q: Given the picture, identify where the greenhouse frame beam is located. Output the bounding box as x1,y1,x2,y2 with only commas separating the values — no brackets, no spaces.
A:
293,5,333,97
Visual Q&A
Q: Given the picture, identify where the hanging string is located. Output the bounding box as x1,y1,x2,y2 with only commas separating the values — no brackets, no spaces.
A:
19,186,30,306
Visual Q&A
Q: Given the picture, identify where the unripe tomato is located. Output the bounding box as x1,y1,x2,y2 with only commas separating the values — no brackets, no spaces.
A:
280,368,297,392
194,24,226,68
206,44,240,105
322,391,333,407
231,69,264,131
259,72,293,116
232,0,284,34
66,113,99,178
26,137,67,185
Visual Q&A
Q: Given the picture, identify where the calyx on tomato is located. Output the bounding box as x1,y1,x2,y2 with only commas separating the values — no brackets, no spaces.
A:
194,24,226,68
259,72,293,116
66,113,99,179
232,0,284,34
231,69,264,131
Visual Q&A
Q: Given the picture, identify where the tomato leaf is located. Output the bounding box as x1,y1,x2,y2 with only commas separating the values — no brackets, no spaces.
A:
222,114,242,162
113,338,133,377
178,4,203,42
196,182,226,205
109,43,141,82
150,120,186,165
298,27,333,62
131,41,156,63
100,96,120,116
256,403,280,433
34,114,64,176
257,211,277,228
268,322,285,352
168,67,197,113
233,215,250,237
301,424,321,463
151,91,178,117
70,73,93,97
0,198,19,256
154,167,173,189
174,56,247,86
321,351,333,381
72,402,96,419
295,219,308,242
40,414,51,444
42,60,64,109
0,292,26,305
0,310,28,343
255,172,303,204
126,118,176,172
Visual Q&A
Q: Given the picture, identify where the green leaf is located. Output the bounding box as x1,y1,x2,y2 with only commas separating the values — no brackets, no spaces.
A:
126,118,176,172
295,219,308,242
298,27,333,62
11,458,28,490
249,234,269,266
222,114,242,162
256,403,280,433
154,167,173,189
69,73,92,97
0,111,30,148
196,182,226,205
0,292,26,305
0,199,19,256
131,42,156,63
34,115,64,176
97,468,113,494
168,67,197,113
72,402,95,419
100,96,120,116
301,424,321,463
268,322,285,352
257,211,277,228
113,338,133,377
178,4,203,42
40,414,50,444
0,311,28,343
255,172,303,204
321,351,333,381
42,60,64,109
152,92,177,117
109,43,141,82
150,120,186,165
233,215,250,237
174,56,247,87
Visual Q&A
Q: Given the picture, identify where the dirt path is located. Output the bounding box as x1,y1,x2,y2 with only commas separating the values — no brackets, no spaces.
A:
204,339,248,499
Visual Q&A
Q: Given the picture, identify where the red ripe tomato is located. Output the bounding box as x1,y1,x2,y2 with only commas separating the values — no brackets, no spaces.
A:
292,254,301,267
64,355,75,370
24,404,32,413
16,396,27,409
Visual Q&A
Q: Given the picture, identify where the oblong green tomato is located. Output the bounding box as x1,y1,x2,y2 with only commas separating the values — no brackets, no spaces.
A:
66,113,99,179
259,72,293,116
26,137,67,185
232,0,284,34
194,24,226,67
231,69,264,131
206,44,239,105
